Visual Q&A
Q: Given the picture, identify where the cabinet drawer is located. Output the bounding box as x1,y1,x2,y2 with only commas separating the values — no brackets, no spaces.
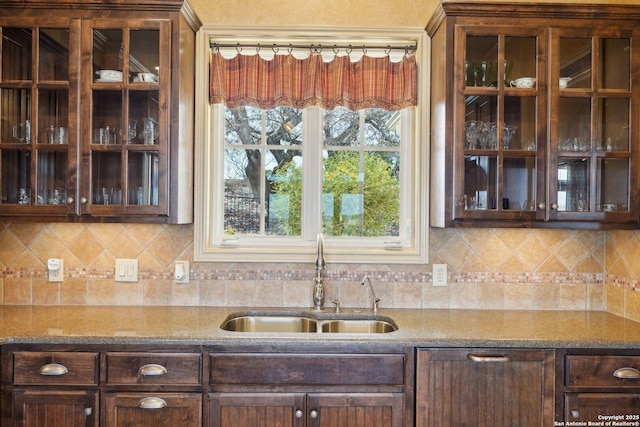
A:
210,353,405,385
567,355,640,388
13,351,98,386
106,352,202,385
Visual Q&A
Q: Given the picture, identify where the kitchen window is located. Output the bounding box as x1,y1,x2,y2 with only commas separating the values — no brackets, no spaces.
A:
193,27,430,264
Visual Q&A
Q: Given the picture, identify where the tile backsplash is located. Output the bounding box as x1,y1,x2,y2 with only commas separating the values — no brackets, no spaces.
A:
0,222,638,321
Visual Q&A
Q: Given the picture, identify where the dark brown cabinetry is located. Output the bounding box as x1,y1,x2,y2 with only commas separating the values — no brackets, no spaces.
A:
0,0,200,223
416,348,555,427
428,3,640,229
561,352,640,423
208,351,410,427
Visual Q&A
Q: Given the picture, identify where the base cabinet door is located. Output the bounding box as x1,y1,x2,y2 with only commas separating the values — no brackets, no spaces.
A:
565,393,640,422
416,348,555,427
208,392,404,427
104,392,202,427
12,389,98,427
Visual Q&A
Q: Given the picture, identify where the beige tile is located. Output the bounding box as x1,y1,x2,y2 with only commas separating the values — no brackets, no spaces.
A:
625,289,640,322
555,239,589,272
125,224,165,247
114,281,144,306
225,281,256,307
108,230,145,260
143,279,172,306
199,280,227,306
504,282,533,309
146,232,183,267
88,223,125,247
422,283,449,308
0,230,26,266
4,278,31,304
531,283,559,310
32,279,60,305
60,279,88,305
478,282,504,309
449,282,477,309
559,283,587,310
48,223,85,244
87,279,116,305
587,283,605,311
171,281,200,306
8,223,45,246
393,282,423,309
255,281,284,307
606,284,625,316
283,281,311,307
67,229,105,266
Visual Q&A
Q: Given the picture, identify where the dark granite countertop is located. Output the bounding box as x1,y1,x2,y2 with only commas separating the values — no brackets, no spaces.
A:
0,305,639,349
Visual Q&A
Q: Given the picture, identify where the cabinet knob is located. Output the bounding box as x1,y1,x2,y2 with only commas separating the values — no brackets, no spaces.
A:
138,363,168,376
80,197,88,204
310,410,318,419
295,409,303,418
84,407,92,416
550,203,558,210
138,397,167,409
571,410,580,419
39,363,69,376
613,367,640,379
66,197,74,204
537,202,546,209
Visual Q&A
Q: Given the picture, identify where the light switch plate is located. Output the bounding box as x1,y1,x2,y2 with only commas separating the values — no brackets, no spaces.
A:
115,259,138,282
48,258,64,282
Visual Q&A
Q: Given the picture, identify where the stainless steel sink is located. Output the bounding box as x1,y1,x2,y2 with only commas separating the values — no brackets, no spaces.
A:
221,315,317,333
321,319,397,333
220,312,398,334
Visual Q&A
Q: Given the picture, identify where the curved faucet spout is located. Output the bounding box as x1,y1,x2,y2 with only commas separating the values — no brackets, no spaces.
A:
361,276,380,313
313,234,325,310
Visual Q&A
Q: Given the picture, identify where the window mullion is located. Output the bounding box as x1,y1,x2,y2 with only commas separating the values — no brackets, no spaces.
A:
301,107,323,241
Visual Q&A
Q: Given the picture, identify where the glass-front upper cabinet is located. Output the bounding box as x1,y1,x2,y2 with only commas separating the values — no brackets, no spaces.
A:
456,26,547,221
549,29,638,223
81,20,170,216
0,21,79,215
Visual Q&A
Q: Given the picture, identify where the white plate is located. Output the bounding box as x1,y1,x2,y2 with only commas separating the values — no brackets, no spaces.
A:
95,78,122,82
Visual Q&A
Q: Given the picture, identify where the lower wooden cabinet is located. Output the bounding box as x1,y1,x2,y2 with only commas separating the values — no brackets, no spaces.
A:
415,348,555,427
12,389,99,427
208,392,404,427
104,392,202,427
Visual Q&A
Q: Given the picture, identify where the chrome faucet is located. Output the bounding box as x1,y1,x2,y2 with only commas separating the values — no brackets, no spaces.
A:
361,276,380,313
313,233,325,310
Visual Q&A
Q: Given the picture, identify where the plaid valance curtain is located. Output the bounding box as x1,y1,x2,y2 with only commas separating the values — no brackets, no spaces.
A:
209,51,417,111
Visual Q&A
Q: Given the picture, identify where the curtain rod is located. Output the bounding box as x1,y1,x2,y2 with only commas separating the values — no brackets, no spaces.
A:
211,42,417,55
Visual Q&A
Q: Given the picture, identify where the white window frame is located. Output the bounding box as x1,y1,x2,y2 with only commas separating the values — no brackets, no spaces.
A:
193,26,430,264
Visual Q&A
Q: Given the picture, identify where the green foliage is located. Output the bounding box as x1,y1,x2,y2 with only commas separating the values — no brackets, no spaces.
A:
272,151,399,236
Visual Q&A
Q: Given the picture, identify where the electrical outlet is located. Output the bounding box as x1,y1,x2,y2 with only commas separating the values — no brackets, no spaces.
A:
115,259,138,282
175,261,190,284
432,264,447,287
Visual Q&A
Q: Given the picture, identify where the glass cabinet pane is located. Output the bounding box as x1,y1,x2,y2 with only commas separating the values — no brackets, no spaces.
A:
465,36,498,87
36,151,68,205
129,91,159,145
92,152,121,205
92,91,122,144
92,29,123,80
597,98,629,152
128,152,158,206
557,158,589,212
560,38,591,89
597,158,628,212
464,156,497,210
600,38,630,90
1,150,31,204
38,28,70,82
38,89,69,144
558,98,591,151
504,158,536,211
505,36,537,87
504,96,536,150
2,28,32,81
130,30,159,83
2,88,31,143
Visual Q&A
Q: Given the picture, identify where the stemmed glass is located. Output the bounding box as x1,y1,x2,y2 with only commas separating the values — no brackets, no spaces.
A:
464,120,480,149
503,124,517,149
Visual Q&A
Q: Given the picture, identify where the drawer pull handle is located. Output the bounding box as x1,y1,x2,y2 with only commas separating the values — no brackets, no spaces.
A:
138,397,167,409
138,364,168,376
39,363,69,376
468,354,510,362
614,367,640,379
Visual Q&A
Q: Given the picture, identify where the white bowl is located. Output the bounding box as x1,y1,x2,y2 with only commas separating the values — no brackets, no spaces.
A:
95,69,122,81
559,77,572,89
510,77,536,88
138,72,158,82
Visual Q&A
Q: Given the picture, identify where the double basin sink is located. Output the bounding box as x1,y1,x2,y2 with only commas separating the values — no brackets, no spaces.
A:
221,310,398,334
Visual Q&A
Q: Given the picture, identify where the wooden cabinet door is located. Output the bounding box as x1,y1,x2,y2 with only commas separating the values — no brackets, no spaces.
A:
12,389,98,427
104,392,201,427
307,393,404,427
416,349,555,427
565,393,640,422
208,392,306,427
